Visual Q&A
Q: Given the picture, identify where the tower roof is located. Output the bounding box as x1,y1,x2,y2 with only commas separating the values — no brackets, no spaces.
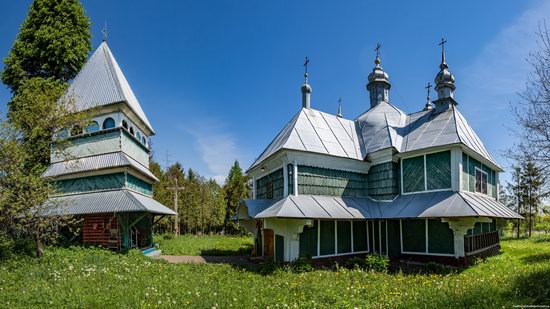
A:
61,41,155,134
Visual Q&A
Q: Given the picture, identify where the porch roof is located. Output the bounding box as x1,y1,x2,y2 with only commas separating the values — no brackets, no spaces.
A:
42,189,176,216
238,191,522,220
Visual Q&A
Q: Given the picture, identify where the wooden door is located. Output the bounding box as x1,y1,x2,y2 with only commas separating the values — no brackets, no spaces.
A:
264,229,274,257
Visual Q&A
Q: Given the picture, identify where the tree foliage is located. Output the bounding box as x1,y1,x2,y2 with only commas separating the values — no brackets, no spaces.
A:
510,22,550,172
2,0,91,94
223,161,250,233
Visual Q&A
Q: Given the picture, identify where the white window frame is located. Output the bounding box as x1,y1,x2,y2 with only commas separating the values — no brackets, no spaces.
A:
474,167,488,195
401,151,453,195
311,220,370,259
399,219,455,257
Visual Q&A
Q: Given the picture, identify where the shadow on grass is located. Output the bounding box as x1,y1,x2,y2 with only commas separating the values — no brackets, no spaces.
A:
508,268,550,305
533,237,550,243
199,244,253,256
521,253,550,264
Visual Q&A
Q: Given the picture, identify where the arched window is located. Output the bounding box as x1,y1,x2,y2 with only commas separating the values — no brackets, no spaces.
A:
122,120,128,130
70,125,82,136
141,136,147,145
103,117,115,129
57,128,69,139
86,121,99,133
129,127,135,136
136,132,141,141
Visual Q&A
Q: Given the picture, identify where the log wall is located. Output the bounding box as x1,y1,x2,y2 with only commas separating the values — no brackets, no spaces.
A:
82,214,120,250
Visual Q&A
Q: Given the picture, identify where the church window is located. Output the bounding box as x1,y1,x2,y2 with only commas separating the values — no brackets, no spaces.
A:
57,128,69,139
475,168,488,194
141,136,147,145
129,127,135,136
86,121,99,133
70,125,82,136
136,132,141,141
102,117,115,129
402,150,451,193
122,120,128,130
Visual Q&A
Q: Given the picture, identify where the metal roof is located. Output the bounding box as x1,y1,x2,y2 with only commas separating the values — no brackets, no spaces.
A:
249,108,364,170
62,41,154,134
250,103,501,171
355,101,407,155
42,152,159,182
239,191,521,220
43,190,176,216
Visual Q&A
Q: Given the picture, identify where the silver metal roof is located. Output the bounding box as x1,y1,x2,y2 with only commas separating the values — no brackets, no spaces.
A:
62,41,154,134
239,191,521,220
250,103,501,171
356,101,406,155
43,190,176,216
42,152,159,182
249,108,364,170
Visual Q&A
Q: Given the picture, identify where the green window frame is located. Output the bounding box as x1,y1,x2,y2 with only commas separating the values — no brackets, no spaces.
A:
402,151,451,193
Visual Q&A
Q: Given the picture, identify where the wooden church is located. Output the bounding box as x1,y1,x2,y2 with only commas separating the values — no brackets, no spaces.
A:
42,39,175,251
237,43,522,264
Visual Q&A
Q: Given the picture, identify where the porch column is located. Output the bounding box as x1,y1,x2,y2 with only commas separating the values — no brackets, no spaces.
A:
442,217,491,258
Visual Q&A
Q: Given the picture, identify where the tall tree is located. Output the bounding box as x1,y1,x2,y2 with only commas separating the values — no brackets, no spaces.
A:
520,160,546,237
2,0,91,94
223,161,250,234
510,22,550,171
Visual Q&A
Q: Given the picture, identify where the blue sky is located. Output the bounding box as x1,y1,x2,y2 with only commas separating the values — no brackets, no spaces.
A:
1,0,549,184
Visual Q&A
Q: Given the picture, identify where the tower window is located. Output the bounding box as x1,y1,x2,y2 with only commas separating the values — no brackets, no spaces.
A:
129,127,135,136
475,168,488,194
141,136,147,145
136,132,141,141
122,120,128,130
102,117,115,129
86,121,99,133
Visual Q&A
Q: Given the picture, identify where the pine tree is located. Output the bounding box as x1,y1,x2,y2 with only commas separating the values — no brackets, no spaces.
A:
223,161,250,234
2,0,91,94
520,160,546,237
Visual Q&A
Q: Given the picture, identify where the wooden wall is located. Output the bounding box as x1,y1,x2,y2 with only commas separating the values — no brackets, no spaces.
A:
82,214,120,250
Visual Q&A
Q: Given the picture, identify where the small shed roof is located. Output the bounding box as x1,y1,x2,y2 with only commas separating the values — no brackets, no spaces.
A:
43,190,176,216
239,191,522,220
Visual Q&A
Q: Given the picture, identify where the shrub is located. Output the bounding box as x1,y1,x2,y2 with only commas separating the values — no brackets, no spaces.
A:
0,232,14,260
291,257,314,273
364,253,390,272
423,261,448,274
162,234,174,240
346,256,365,269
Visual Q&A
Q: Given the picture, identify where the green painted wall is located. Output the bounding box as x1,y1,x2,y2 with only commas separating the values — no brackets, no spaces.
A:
51,130,120,163
427,220,454,254
256,169,284,199
402,219,426,253
126,174,153,196
462,153,497,198
403,151,451,193
337,221,352,254
297,165,368,197
320,220,335,255
56,172,126,194
367,162,399,200
121,130,150,167
352,221,368,252
387,220,401,257
299,220,318,258
275,235,284,262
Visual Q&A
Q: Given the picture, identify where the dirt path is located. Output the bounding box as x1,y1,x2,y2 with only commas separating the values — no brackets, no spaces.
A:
158,255,253,266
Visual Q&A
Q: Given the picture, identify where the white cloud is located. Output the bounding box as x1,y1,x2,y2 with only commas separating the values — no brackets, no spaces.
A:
460,0,550,115
183,117,242,185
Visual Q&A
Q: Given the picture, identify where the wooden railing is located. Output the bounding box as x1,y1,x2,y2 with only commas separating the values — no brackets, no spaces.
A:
464,231,499,256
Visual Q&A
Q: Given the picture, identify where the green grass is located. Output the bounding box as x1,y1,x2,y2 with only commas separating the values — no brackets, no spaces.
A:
154,234,254,256
1,237,549,308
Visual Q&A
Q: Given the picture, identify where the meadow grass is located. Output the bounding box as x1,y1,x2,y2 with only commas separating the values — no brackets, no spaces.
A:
0,236,549,308
154,234,254,256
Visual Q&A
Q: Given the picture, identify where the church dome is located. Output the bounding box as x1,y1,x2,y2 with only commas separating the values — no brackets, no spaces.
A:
301,82,312,93
434,62,455,90
367,56,390,84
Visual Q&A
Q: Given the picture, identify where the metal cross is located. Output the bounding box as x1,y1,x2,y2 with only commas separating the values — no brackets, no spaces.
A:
101,21,108,42
425,82,432,97
439,38,447,51
375,43,381,57
338,97,342,105
304,57,310,74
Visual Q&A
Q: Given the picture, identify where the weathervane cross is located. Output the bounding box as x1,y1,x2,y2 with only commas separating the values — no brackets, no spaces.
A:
101,21,108,42
425,82,432,97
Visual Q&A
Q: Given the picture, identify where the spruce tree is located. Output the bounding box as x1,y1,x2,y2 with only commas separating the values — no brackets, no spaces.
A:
223,161,250,233
2,0,91,94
